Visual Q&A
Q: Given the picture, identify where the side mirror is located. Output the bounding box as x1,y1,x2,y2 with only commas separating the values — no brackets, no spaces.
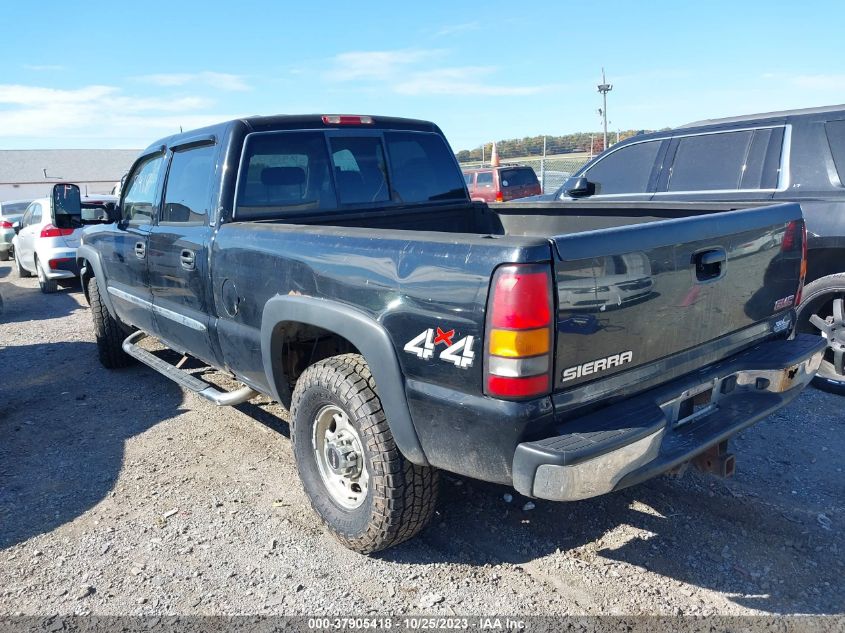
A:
52,183,82,216
564,176,594,198
12,221,21,234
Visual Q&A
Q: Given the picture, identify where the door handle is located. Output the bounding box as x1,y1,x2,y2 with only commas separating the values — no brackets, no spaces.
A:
180,249,196,271
134,241,146,259
693,248,726,282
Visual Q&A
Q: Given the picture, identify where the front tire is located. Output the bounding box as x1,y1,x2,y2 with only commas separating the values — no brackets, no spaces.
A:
87,276,134,369
797,274,845,394
291,354,439,554
0,250,8,262
36,257,58,293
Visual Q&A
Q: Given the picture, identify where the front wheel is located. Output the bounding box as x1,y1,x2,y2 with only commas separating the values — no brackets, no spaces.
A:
291,354,439,554
87,276,134,369
797,274,845,394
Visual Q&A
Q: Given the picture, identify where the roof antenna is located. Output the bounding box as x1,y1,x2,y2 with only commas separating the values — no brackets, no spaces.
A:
179,125,183,133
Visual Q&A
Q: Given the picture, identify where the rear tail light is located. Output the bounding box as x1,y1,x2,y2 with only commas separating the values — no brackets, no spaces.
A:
495,190,504,202
40,224,74,238
321,115,374,125
0,220,12,229
485,264,554,399
48,257,73,270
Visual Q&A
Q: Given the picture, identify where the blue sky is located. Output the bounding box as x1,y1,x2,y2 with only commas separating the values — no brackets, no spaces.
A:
1,0,843,152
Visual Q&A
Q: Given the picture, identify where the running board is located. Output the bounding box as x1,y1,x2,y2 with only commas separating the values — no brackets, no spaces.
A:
122,331,258,406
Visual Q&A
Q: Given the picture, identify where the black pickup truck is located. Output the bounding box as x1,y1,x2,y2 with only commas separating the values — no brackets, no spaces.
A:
74,114,824,553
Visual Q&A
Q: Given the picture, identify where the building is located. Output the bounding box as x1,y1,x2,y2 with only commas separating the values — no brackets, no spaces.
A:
0,149,140,202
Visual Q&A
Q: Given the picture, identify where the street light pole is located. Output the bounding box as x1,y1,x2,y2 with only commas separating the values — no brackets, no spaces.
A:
597,68,612,152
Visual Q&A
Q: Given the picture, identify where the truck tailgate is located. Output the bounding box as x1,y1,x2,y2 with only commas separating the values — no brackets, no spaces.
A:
551,203,804,392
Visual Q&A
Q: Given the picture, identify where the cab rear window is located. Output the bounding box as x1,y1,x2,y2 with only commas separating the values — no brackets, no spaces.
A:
236,130,467,219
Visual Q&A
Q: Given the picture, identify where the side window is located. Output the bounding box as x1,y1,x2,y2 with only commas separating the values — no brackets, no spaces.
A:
161,144,216,224
31,204,42,225
825,120,845,184
476,171,494,188
123,154,164,225
463,173,473,186
740,127,784,190
329,137,390,205
584,140,662,195
668,131,753,192
21,207,33,227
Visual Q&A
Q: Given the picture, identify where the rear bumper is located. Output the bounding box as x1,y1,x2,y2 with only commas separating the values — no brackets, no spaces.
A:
0,229,14,251
35,244,79,278
512,334,826,501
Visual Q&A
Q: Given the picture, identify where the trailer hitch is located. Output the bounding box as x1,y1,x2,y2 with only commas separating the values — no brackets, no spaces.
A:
692,440,736,478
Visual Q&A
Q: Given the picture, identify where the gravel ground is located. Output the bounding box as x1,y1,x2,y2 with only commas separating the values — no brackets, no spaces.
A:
1,262,843,617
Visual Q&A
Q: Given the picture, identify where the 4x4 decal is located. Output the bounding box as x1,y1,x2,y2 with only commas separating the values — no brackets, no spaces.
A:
404,327,475,368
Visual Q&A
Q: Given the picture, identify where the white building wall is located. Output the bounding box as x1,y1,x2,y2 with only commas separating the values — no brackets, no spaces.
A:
0,180,118,202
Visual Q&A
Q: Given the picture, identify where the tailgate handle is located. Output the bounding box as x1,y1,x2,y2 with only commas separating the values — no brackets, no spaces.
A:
694,248,726,282
134,241,145,259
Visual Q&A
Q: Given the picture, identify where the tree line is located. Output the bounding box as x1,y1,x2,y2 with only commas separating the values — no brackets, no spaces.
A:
454,130,662,162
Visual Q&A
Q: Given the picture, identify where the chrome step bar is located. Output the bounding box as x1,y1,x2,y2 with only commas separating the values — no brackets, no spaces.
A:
122,331,258,406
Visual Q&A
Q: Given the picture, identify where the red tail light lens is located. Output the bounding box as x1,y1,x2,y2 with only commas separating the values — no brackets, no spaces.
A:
0,220,12,229
782,220,801,252
48,257,73,270
40,224,74,238
485,263,554,400
495,190,504,202
795,220,808,306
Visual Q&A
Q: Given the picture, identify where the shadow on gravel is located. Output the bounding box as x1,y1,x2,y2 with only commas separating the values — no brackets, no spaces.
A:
0,341,186,550
381,464,841,614
0,280,83,324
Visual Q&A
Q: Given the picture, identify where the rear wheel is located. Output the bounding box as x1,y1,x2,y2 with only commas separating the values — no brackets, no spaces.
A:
36,257,58,293
87,276,134,369
15,251,32,278
291,353,439,554
797,274,845,394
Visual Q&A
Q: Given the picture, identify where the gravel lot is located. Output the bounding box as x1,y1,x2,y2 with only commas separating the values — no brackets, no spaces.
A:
1,261,843,617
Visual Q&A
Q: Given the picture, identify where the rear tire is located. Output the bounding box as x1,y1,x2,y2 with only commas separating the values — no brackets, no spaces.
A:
797,274,845,395
15,251,32,278
0,250,8,262
291,353,439,554
87,276,134,369
36,257,58,293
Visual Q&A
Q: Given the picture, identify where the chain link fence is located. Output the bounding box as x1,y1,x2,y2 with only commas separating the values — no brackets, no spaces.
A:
458,155,590,194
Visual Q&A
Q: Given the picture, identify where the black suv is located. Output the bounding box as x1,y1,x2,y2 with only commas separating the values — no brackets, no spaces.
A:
529,104,845,393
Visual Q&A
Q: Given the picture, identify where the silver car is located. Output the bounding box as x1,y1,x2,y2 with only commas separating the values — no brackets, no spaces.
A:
12,197,83,293
0,199,32,261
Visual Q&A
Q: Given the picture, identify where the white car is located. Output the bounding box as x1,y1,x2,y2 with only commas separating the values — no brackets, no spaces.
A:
11,189,114,293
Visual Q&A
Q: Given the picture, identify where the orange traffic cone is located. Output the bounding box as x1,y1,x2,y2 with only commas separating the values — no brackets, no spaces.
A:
491,141,500,167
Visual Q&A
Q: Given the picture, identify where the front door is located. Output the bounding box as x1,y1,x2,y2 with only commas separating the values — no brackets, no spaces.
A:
103,152,166,334
147,142,218,365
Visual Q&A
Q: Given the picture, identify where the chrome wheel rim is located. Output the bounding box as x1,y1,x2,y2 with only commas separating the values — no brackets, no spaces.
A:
809,295,845,378
311,404,369,509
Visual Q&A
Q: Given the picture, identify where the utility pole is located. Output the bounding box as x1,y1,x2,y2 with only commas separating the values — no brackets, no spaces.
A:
541,135,546,191
597,68,612,152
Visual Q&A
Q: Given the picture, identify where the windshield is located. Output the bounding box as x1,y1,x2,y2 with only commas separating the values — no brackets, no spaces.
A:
236,130,467,219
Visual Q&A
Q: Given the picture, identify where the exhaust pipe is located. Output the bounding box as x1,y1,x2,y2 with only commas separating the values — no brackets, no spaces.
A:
693,441,736,478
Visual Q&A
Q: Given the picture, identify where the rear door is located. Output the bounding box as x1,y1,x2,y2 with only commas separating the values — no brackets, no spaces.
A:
104,151,166,333
500,167,541,200
16,204,38,269
147,140,219,364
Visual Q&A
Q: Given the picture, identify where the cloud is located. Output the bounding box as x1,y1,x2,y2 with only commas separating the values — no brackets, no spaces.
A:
325,49,445,81
23,64,65,72
325,49,552,97
394,67,552,96
434,22,481,37
0,83,236,145
136,71,250,91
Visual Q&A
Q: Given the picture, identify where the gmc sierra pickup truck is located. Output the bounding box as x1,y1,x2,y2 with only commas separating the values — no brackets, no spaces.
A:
74,114,824,553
